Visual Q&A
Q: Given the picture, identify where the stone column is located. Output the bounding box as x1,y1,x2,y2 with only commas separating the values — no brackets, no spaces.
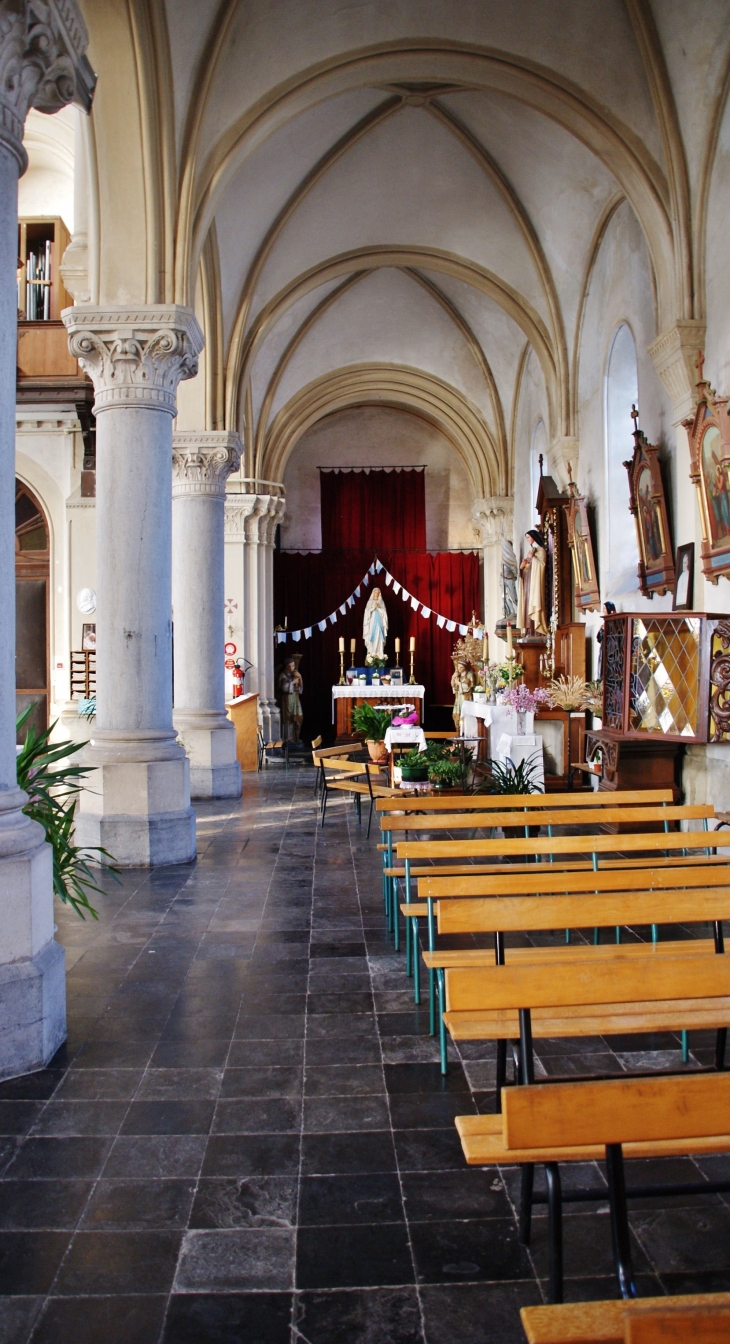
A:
224,489,286,741
0,0,89,1076
172,432,242,798
472,497,514,654
63,307,204,866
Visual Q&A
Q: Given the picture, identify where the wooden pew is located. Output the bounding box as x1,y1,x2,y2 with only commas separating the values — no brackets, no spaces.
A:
455,1073,730,1302
320,759,400,837
520,1295,730,1344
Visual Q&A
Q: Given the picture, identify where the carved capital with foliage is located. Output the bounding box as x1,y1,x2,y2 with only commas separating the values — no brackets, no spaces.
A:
63,307,204,415
0,0,88,170
172,432,242,498
471,497,514,548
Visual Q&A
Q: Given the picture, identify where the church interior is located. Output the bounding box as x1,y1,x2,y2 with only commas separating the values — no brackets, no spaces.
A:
5,1,730,1340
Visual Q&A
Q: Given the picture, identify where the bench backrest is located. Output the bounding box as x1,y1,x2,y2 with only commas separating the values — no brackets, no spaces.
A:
626,1305,730,1344
381,804,712,833
436,885,730,936
501,1072,730,1149
376,789,674,814
444,953,730,1014
422,860,730,904
398,830,719,861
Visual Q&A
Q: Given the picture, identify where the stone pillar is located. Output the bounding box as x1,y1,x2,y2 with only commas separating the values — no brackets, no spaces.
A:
0,0,89,1076
172,432,242,798
63,307,204,866
224,489,286,741
472,497,514,654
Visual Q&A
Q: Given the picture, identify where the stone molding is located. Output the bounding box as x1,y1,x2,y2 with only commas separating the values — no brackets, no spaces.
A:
0,0,88,171
62,306,204,415
547,436,579,487
471,496,514,548
648,320,706,424
172,431,242,498
224,492,285,545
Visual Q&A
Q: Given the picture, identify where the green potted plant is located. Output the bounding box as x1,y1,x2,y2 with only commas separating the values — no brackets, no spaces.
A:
399,747,429,782
350,702,393,763
473,754,543,835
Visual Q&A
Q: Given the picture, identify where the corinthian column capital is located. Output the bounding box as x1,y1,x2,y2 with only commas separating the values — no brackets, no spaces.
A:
62,306,204,415
0,0,88,170
172,431,242,498
224,490,285,544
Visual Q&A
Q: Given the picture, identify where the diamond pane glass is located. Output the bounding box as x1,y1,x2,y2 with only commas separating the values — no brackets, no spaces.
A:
629,618,700,736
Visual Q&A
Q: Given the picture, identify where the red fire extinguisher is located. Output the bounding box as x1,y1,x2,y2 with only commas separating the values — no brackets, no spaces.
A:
232,662,244,697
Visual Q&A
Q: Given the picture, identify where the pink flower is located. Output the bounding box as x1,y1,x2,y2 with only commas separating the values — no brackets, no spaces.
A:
500,685,553,713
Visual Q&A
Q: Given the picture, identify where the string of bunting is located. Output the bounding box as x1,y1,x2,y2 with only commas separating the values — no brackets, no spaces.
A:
274,559,483,643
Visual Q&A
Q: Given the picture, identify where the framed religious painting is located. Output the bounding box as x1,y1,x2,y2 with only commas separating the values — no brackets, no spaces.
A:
565,468,600,612
623,408,675,597
673,543,694,611
683,359,730,583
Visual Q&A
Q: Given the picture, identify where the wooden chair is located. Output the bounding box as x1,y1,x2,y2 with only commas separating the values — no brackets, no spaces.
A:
312,741,352,797
320,758,400,838
456,1072,730,1302
520,1295,730,1344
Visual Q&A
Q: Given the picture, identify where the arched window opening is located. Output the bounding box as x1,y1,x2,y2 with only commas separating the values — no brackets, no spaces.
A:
15,481,50,738
604,324,640,595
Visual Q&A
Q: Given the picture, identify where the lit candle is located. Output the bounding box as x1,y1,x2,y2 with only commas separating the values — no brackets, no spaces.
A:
338,637,344,653
409,637,416,652
507,623,513,658
350,638,356,653
395,637,400,653
482,633,488,662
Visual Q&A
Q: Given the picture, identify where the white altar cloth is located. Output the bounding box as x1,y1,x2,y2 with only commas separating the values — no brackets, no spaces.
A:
384,726,427,753
331,684,425,723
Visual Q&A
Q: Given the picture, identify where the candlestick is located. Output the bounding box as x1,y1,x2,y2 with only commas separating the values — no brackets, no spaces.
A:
350,638,356,668
408,648,416,685
409,636,416,652
394,637,400,668
338,636,344,653
482,633,488,663
338,648,346,685
506,623,513,659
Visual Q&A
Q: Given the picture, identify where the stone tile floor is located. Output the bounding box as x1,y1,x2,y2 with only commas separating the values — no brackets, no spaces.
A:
0,768,728,1342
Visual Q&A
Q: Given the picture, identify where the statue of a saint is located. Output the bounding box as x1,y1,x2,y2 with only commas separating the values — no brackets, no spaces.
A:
501,537,519,622
519,529,548,636
363,586,388,659
451,656,475,730
277,656,303,742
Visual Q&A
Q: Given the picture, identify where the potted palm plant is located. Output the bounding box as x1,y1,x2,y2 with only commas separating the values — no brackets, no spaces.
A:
350,702,393,763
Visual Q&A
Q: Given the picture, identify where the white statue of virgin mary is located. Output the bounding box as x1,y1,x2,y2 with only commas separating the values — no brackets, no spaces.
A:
363,586,388,659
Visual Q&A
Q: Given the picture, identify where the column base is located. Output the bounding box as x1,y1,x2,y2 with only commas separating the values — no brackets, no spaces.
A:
76,736,197,866
173,712,242,800
259,701,281,742
0,940,66,1081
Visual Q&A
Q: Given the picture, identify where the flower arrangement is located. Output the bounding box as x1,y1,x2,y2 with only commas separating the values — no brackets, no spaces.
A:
547,675,603,714
499,684,553,714
364,653,388,669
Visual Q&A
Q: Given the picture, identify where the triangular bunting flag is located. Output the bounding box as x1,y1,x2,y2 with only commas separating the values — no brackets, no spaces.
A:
446,620,456,632
420,606,431,619
459,624,468,635
339,604,347,615
392,581,401,595
363,573,370,585
436,614,446,629
375,560,383,572
276,632,286,643
410,596,419,611
384,572,393,587
401,588,410,602
318,620,327,632
346,596,354,608
329,613,337,625
304,627,312,638
369,563,376,574
292,630,301,641
354,587,361,598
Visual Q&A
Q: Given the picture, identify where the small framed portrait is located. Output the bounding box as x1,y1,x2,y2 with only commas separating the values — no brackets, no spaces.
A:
81,623,96,652
673,543,694,611
390,667,404,686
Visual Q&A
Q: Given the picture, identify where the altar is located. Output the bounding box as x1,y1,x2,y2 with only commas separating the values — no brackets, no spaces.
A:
332,683,425,736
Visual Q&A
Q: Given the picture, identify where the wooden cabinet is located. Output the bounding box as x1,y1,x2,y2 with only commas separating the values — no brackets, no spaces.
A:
227,693,259,772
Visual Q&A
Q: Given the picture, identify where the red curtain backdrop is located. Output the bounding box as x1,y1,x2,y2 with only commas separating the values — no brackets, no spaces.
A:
274,549,481,741
320,468,426,550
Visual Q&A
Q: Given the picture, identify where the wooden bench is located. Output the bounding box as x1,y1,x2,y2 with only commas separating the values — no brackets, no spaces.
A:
312,741,356,796
455,1072,730,1302
431,882,730,1076
521,1294,730,1344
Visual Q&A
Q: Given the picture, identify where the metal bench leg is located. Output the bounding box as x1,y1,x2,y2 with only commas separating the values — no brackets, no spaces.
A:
606,1143,637,1299
413,922,421,1005
545,1162,563,1304
366,798,374,840
438,970,448,1075
496,1040,507,1112
716,1026,727,1070
519,1164,534,1245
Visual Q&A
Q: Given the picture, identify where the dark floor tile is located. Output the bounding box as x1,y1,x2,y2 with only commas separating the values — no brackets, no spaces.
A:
0,1072,64,1102
32,1294,168,1344
102,1134,207,1178
303,1094,391,1133
234,1013,306,1036
213,1097,302,1133
220,1066,302,1098
410,1218,534,1284
394,1127,473,1172
202,1134,300,1178
420,1281,542,1344
0,1231,71,1293
0,1103,44,1135
71,1041,155,1071
0,1297,43,1343
5,1137,112,1180
310,943,367,958
162,1291,293,1343
296,1222,413,1289
53,1230,181,1294
301,1131,396,1176
306,993,375,1015
80,1178,195,1229
150,1039,231,1068
175,1228,295,1291
295,1287,422,1343
30,1101,129,1137
120,1100,215,1135
53,1069,144,1101
402,1170,512,1222
0,1179,91,1230
227,1038,303,1067
190,1176,297,1230
306,1014,378,1040
304,1065,384,1097
631,1204,730,1273
660,1269,730,1293
306,1037,382,1065
298,1173,403,1227
389,1092,477,1130
384,1063,470,1094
